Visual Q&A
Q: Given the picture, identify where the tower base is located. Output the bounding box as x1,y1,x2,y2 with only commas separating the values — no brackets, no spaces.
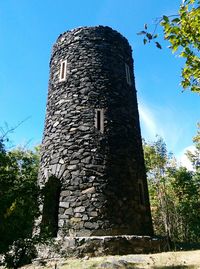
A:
36,235,168,259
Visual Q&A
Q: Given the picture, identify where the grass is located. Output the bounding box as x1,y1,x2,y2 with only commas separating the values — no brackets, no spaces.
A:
20,250,200,269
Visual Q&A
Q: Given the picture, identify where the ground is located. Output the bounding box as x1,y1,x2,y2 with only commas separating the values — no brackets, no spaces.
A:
21,250,200,269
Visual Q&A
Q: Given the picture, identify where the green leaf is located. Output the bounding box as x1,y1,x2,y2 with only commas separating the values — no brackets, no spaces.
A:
139,0,200,94
172,18,180,23
180,51,188,57
163,15,169,22
137,31,147,35
143,38,148,45
172,44,179,52
146,33,153,40
155,42,162,49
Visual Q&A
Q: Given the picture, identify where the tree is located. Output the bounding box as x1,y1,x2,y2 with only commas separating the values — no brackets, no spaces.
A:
186,123,200,170
138,0,200,93
0,142,40,253
169,166,200,242
143,136,200,243
143,137,173,238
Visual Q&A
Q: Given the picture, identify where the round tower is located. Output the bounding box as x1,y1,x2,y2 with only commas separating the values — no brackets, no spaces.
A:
39,26,153,237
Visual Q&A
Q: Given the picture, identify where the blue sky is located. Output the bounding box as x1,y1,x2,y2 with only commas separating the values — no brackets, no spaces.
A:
0,0,199,163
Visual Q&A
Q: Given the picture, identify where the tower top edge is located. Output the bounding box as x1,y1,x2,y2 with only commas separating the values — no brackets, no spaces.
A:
50,26,132,62
57,25,127,40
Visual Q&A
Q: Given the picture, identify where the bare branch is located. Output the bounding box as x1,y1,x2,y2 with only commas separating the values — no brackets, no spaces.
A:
0,117,31,143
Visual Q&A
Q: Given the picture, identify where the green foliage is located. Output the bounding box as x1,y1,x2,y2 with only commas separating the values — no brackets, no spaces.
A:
143,137,173,237
169,167,200,241
3,239,37,269
143,134,200,242
138,0,200,93
137,29,162,48
0,141,40,253
186,123,200,170
143,136,168,174
161,0,200,93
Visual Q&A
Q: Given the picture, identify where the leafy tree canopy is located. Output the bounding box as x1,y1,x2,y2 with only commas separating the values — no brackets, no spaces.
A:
143,132,200,242
186,123,200,170
0,140,40,253
138,0,200,93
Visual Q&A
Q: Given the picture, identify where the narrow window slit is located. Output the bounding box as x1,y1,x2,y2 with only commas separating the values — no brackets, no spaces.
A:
59,60,67,81
97,110,101,131
95,109,104,133
61,62,66,79
125,63,132,85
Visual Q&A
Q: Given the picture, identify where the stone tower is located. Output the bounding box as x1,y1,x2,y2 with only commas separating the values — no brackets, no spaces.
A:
39,26,153,238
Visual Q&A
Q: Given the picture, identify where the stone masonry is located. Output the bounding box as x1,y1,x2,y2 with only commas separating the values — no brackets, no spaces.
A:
38,26,153,238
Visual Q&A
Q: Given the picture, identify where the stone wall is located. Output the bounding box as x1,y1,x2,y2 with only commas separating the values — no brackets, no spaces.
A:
36,236,168,259
38,26,153,237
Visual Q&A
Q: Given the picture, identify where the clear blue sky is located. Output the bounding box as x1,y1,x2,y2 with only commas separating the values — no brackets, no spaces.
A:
0,0,199,161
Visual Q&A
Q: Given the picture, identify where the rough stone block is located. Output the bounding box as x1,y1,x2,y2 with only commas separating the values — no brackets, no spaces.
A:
59,202,70,208
81,187,95,194
74,206,86,213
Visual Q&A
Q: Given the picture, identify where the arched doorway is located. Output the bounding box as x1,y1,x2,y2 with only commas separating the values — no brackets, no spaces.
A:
40,176,61,237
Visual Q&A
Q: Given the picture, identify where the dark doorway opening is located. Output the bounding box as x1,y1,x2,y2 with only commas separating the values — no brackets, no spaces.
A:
40,176,61,237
